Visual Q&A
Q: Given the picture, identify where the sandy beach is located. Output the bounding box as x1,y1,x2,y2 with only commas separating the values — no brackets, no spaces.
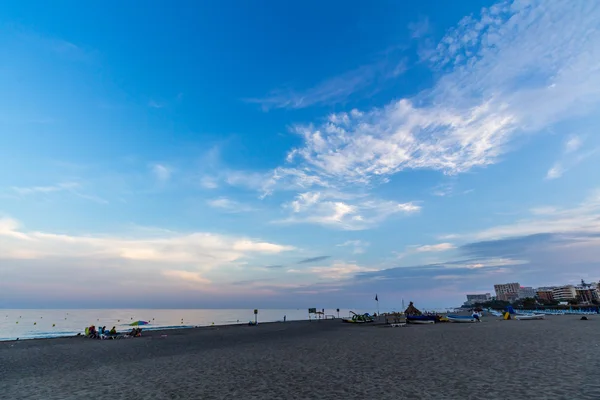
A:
1,316,599,399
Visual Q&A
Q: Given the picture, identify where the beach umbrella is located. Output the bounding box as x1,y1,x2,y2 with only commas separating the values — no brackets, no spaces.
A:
129,320,149,326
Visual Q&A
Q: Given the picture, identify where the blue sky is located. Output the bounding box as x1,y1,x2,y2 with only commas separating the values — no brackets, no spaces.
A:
1,0,600,309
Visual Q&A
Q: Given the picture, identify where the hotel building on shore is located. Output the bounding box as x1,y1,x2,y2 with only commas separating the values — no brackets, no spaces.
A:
476,280,600,305
518,286,536,299
464,293,492,306
536,287,556,302
552,285,577,301
494,282,520,302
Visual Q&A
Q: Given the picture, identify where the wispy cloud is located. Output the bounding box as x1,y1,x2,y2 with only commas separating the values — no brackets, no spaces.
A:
275,191,420,230
151,164,172,182
545,164,565,180
408,17,431,39
206,197,255,213
292,262,378,280
471,189,600,241
415,243,455,252
148,100,165,109
264,265,284,270
262,1,600,196
246,56,407,111
10,182,108,204
199,176,219,189
337,240,370,254
11,182,79,195
162,270,211,284
546,135,597,180
297,256,331,264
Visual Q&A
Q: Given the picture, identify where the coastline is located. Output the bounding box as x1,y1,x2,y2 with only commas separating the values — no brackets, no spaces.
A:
1,319,296,343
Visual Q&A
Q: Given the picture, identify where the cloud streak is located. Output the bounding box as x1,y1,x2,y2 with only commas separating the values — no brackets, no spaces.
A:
10,182,108,204
151,164,172,182
246,57,407,111
206,197,255,213
546,135,598,180
297,256,331,264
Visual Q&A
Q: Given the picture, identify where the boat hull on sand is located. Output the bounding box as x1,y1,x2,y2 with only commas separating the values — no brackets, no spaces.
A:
447,315,479,323
406,315,437,324
407,319,435,324
515,314,545,320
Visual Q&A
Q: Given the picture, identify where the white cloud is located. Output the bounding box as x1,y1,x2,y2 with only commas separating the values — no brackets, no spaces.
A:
545,135,597,180
162,270,211,284
545,163,564,180
0,217,294,269
415,243,455,252
565,135,583,154
151,164,172,182
264,1,600,193
337,240,370,254
305,262,379,280
276,191,420,230
206,197,254,213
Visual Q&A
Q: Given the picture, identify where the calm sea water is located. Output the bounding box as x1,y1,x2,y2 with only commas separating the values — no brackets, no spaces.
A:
0,309,365,341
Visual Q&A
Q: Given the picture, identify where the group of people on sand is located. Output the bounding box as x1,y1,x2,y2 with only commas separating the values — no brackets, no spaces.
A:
84,325,143,339
128,328,143,337
85,325,118,339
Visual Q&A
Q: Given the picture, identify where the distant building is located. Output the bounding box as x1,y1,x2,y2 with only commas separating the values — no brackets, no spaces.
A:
552,285,577,301
518,286,536,299
536,288,555,303
494,282,520,302
465,293,491,306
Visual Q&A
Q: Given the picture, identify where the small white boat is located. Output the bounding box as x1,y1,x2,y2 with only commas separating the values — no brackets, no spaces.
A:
447,315,479,323
515,314,545,320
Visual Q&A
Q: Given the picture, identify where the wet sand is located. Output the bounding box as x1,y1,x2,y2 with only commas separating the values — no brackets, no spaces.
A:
1,316,599,399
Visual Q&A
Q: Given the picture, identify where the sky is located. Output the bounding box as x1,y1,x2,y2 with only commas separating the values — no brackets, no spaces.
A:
1,0,600,310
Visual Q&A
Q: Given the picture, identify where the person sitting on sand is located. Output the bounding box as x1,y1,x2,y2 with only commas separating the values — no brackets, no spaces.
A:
109,326,117,335
89,325,97,339
135,328,142,337
129,328,137,336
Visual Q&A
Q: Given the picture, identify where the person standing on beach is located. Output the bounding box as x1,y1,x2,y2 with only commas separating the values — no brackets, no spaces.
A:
284,315,286,322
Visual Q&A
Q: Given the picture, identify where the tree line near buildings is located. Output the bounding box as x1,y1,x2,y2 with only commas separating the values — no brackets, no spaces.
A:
470,296,599,310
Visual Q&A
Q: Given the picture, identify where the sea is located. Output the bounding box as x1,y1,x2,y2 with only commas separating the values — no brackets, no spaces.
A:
0,308,366,341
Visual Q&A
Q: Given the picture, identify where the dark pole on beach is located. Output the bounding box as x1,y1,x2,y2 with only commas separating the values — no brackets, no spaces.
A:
337,308,340,319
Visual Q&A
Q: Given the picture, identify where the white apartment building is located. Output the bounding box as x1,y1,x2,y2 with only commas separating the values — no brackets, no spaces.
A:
552,285,577,301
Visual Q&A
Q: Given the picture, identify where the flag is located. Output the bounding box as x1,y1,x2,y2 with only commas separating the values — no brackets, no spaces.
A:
375,294,378,302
